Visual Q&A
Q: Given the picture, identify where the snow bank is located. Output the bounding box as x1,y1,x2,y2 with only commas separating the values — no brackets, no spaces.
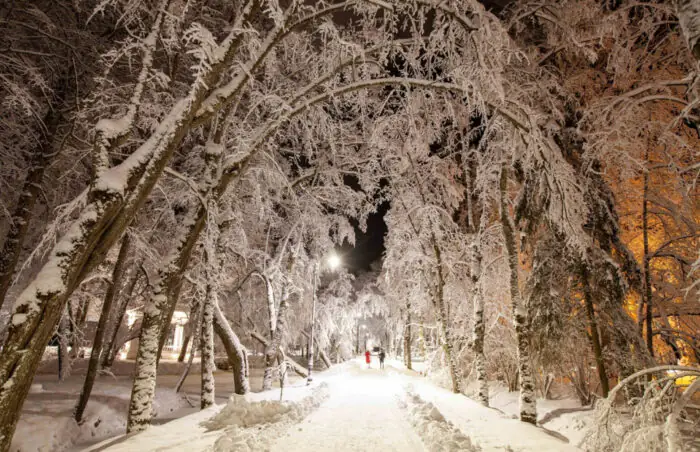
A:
400,386,479,451
391,370,582,451
12,386,188,452
87,381,330,452
208,383,330,451
12,401,125,452
488,384,594,447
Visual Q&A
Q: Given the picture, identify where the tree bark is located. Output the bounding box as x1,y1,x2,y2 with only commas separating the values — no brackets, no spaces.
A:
432,240,461,394
175,297,202,394
642,152,654,357
70,298,90,360
307,263,318,384
0,71,73,310
470,240,489,406
57,306,71,382
212,299,249,394
500,167,536,424
261,272,276,338
178,327,192,363
74,234,131,423
404,306,412,371
200,276,215,409
580,266,609,398
101,263,141,369
262,255,295,390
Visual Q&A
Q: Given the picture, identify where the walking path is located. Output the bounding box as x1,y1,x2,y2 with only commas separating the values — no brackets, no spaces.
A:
270,363,424,451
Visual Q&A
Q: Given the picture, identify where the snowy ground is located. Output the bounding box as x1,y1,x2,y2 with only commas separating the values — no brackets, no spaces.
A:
11,357,305,452
489,385,594,448
410,358,594,448
76,358,585,452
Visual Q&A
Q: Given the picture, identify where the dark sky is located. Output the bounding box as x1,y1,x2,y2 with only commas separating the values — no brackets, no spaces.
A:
341,202,388,273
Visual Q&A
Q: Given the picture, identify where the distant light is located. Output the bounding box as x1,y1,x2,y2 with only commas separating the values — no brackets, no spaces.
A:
327,253,341,270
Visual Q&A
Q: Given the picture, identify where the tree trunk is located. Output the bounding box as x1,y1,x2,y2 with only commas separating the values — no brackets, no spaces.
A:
212,299,249,394
0,71,73,310
404,306,412,371
263,273,276,338
580,266,609,398
470,240,489,406
177,299,199,363
70,298,91,360
642,153,654,357
500,167,537,424
251,331,308,378
307,263,318,384
262,256,295,390
418,320,427,361
102,262,141,369
58,307,71,382
432,240,461,394
301,330,331,369
175,297,202,394
129,190,211,432
74,234,131,423
200,278,215,409
178,329,192,363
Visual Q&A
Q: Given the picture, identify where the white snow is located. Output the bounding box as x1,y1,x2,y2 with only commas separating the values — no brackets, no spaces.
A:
78,359,586,452
11,386,187,452
84,378,326,452
489,384,594,448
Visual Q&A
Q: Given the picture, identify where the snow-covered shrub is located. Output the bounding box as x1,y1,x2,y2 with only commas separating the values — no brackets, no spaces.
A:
585,366,700,452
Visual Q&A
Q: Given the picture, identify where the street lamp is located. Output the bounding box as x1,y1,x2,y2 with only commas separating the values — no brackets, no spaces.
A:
328,253,341,271
307,252,342,385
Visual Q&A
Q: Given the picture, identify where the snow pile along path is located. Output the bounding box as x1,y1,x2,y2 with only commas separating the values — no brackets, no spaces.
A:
400,386,479,451
86,380,327,452
392,364,581,451
209,383,330,451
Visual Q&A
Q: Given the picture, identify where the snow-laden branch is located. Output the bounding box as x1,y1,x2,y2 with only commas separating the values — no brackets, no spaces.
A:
92,0,170,180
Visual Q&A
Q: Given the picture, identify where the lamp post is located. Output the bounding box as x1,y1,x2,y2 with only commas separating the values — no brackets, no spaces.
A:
307,252,341,385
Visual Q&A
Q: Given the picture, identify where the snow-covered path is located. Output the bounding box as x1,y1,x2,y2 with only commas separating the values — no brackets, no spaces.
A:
86,358,581,452
270,363,424,451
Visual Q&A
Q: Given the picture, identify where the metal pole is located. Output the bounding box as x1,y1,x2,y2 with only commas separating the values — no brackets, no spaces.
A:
307,261,319,384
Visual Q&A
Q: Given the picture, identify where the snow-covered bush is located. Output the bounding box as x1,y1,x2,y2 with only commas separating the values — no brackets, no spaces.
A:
585,366,700,452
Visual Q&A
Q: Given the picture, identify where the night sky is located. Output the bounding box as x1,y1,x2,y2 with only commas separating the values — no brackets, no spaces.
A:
340,202,389,273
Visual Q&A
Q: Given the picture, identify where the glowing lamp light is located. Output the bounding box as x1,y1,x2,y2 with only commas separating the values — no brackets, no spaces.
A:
327,253,341,270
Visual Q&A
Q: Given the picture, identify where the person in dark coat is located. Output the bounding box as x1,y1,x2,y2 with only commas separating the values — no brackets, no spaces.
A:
379,349,386,369
365,350,371,368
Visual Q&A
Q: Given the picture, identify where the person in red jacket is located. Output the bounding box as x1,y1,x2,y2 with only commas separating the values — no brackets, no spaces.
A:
365,350,371,368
